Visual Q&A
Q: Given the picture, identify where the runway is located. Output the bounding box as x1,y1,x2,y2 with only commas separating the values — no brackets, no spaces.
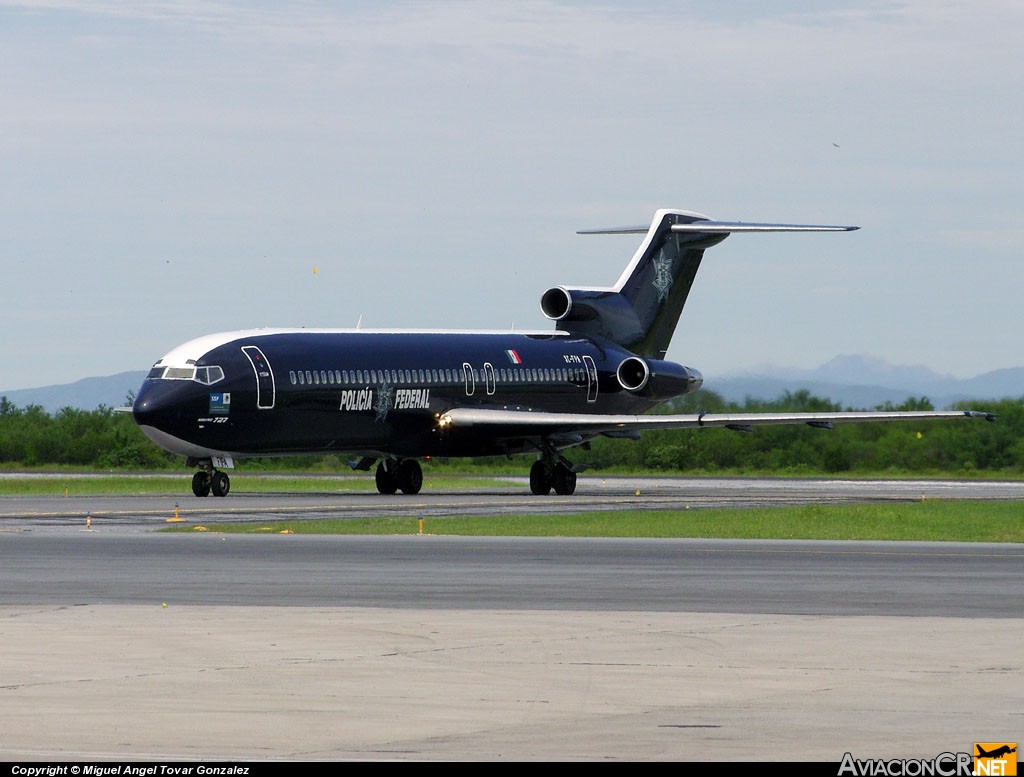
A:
4,474,1024,530
0,477,1021,762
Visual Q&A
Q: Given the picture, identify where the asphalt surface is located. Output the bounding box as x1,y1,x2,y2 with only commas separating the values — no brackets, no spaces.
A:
4,474,1024,530
0,476,1021,762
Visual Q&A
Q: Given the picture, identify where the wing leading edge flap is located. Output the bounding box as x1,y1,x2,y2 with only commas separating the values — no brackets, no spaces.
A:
439,407,995,435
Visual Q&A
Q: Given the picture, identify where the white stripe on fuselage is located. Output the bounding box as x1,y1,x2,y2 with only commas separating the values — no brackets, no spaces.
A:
154,328,573,367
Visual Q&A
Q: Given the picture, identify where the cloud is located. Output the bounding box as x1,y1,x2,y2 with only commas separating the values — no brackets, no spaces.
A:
0,1,1021,388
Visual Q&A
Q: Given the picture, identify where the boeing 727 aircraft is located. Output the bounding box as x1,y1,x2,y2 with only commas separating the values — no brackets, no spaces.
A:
131,208,994,497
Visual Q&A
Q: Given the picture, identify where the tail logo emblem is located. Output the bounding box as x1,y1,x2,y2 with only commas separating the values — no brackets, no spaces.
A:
652,249,673,302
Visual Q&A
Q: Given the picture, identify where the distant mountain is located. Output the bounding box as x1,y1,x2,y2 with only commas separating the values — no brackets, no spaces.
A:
0,371,146,414
804,354,956,392
708,354,1024,409
1,355,1021,414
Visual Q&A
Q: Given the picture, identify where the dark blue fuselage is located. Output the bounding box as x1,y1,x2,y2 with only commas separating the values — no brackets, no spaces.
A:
132,329,701,461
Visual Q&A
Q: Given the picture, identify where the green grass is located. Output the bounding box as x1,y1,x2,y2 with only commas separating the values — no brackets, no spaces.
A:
0,473,511,495
163,500,1024,543
5,471,1022,543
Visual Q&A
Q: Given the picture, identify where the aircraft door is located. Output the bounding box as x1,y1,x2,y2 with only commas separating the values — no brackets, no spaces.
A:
241,345,276,409
462,362,476,396
483,362,496,396
582,355,598,403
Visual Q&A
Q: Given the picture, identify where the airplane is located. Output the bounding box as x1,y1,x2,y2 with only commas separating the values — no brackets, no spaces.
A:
130,208,995,497
976,745,1016,759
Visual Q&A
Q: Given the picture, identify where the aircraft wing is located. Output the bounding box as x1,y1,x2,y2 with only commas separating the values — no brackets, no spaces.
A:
439,408,995,436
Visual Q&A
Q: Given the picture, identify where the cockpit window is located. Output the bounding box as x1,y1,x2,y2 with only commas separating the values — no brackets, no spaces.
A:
196,366,225,385
148,365,225,385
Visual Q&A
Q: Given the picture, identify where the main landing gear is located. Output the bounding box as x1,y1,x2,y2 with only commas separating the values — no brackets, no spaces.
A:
190,459,230,498
374,459,423,495
529,447,579,496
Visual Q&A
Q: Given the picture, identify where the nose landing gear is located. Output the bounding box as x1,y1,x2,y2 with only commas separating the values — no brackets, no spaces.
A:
190,460,230,497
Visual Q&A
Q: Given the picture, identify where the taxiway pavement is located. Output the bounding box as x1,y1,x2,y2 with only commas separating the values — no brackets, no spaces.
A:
0,477,1020,762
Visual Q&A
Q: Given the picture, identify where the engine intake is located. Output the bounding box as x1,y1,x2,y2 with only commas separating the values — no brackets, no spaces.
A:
616,357,650,391
540,287,573,320
615,357,703,400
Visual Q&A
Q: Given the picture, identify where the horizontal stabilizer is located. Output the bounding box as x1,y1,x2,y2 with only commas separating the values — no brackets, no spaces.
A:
578,221,859,235
670,221,858,233
576,225,649,235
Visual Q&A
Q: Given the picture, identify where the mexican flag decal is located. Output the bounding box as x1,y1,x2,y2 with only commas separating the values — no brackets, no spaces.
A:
505,349,523,364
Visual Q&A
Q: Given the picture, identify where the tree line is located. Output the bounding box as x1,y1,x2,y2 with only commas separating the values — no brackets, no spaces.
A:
1,390,1021,475
573,390,1024,475
0,397,175,469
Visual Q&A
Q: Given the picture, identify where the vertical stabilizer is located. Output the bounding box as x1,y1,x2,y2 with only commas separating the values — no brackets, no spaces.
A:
541,209,857,358
612,210,726,358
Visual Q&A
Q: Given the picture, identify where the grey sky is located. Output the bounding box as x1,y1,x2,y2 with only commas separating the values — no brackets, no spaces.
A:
2,1,1021,391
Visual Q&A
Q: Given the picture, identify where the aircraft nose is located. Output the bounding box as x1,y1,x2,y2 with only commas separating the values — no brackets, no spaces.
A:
132,379,191,427
133,380,161,413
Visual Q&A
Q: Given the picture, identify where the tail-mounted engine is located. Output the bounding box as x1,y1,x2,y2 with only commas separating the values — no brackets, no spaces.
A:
615,356,702,400
540,286,644,347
